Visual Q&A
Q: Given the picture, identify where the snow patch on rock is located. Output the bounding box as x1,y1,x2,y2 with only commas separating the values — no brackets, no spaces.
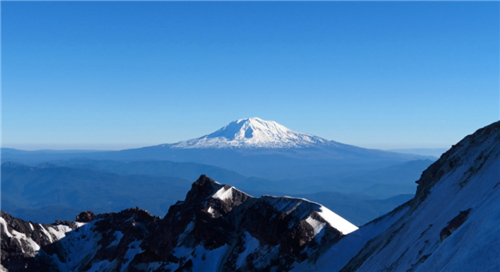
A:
236,232,261,268
0,217,41,254
317,206,358,235
212,186,234,201
305,216,326,236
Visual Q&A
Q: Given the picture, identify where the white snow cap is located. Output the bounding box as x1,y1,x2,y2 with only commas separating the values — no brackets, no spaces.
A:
172,117,328,148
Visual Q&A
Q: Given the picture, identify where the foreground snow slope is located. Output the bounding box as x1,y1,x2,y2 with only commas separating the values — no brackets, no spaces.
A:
296,121,500,271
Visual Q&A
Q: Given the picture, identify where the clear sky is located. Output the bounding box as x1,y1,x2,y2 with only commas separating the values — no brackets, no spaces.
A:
2,1,499,150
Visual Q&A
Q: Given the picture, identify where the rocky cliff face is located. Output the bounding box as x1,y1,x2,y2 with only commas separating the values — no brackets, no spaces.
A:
1,175,356,272
0,211,85,271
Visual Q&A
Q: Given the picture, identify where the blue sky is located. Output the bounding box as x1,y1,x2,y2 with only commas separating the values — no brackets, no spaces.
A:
2,1,499,150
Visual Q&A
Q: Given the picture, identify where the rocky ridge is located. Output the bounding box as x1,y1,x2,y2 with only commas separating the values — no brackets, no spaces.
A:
0,211,86,271
1,175,356,271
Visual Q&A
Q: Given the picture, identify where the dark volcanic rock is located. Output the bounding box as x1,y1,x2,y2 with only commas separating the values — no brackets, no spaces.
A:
439,209,471,241
75,211,95,223
0,211,77,271
140,175,355,271
1,175,357,271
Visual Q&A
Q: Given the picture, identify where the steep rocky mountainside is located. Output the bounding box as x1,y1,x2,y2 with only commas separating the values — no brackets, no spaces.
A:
1,175,356,272
294,120,500,271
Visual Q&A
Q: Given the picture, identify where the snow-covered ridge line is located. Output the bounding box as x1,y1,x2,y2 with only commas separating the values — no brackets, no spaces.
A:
260,195,358,235
168,117,331,149
211,185,253,201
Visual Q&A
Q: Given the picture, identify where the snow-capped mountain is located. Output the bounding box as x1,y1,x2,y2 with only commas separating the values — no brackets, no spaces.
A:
2,117,434,182
169,117,330,149
127,117,431,180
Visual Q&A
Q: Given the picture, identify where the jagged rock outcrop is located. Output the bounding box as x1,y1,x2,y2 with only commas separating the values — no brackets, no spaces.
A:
1,175,356,271
75,211,95,223
0,211,79,271
138,175,356,271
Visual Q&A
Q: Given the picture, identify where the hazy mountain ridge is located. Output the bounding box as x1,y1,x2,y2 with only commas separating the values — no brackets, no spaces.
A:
1,158,429,225
0,162,190,223
2,117,434,177
1,118,434,226
115,118,433,180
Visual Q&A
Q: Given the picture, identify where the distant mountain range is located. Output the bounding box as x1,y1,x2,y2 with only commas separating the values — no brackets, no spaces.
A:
0,160,417,226
1,117,436,225
2,120,499,271
389,148,448,157
3,117,433,169
105,117,435,180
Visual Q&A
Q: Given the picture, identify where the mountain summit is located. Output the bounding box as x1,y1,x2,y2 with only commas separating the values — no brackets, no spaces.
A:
121,117,428,180
170,117,329,149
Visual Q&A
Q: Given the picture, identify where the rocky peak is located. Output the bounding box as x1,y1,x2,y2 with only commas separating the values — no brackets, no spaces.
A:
1,175,358,271
75,211,95,223
180,175,253,217
184,174,222,203
140,176,356,271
